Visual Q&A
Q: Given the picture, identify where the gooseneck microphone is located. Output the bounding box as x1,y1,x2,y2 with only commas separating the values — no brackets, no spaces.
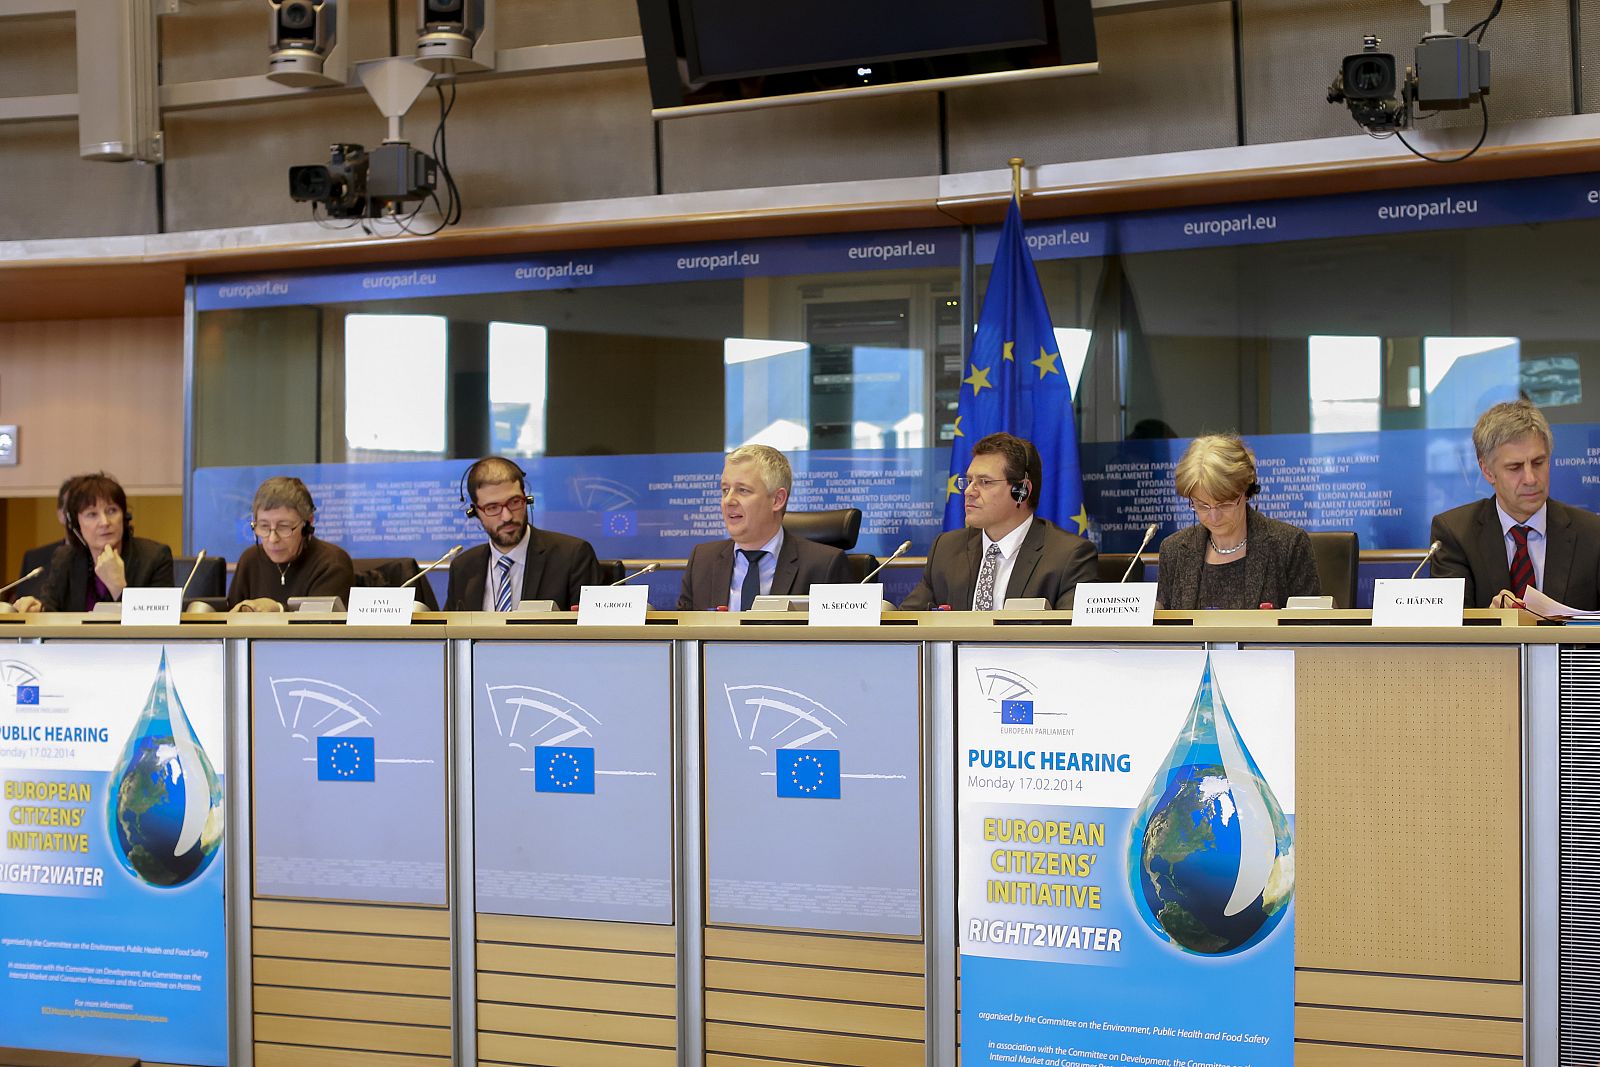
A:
1122,524,1159,582
178,549,208,601
611,562,661,586
859,541,913,584
0,567,44,599
1410,540,1442,580
403,545,463,587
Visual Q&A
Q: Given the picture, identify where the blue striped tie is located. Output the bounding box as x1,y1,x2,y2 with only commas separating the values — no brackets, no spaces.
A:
494,555,515,612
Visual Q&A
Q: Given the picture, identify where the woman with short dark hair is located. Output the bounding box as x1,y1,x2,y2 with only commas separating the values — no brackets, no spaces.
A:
15,472,174,612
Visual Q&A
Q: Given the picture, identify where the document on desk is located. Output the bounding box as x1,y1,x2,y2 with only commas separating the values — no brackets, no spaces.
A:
1522,586,1600,621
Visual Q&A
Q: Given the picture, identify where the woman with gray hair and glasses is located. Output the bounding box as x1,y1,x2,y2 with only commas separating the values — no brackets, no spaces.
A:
229,476,355,613
1155,434,1320,610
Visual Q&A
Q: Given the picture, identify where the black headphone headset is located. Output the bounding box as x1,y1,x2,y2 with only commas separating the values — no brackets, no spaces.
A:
460,458,529,519
1009,440,1039,505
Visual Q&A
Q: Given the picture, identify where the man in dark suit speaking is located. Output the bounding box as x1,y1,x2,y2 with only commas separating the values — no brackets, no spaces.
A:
444,456,600,611
902,431,1098,611
677,444,851,610
1430,399,1600,610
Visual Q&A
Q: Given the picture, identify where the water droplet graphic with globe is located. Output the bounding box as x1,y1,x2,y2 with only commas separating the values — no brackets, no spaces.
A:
1126,656,1293,955
106,650,224,887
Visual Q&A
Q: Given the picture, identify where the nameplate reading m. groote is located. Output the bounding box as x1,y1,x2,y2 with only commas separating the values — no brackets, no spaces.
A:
808,583,882,627
1371,577,1464,627
346,587,415,626
578,585,647,626
120,587,182,626
1070,582,1157,626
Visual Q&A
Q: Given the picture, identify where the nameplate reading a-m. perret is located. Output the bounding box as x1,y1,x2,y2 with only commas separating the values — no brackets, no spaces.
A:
120,587,182,626
1371,577,1464,627
578,585,648,626
1070,583,1158,626
346,587,415,626
808,584,883,627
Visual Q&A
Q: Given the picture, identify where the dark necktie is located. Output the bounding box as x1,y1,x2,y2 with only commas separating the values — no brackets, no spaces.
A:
739,549,766,611
1509,524,1536,596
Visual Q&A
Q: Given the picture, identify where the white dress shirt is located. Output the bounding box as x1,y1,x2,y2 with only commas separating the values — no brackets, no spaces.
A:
972,515,1034,610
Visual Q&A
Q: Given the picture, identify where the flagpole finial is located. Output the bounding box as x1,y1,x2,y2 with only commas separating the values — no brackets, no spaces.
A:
1008,157,1024,202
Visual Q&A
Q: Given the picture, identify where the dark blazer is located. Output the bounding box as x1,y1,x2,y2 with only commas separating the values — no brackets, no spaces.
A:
900,517,1098,610
36,536,175,612
1430,496,1600,610
13,539,63,602
677,532,852,610
1155,507,1320,610
444,527,601,611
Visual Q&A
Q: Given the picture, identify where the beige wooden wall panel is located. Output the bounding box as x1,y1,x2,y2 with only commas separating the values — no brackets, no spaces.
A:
1292,645,1521,980
477,913,676,1066
0,318,182,494
253,899,450,1064
0,116,162,241
705,927,924,1067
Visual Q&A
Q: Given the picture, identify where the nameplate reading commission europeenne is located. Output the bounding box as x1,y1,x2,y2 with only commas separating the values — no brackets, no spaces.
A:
1070,583,1158,626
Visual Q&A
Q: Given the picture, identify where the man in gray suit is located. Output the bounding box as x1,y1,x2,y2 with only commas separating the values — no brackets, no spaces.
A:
901,432,1098,611
677,444,851,611
1430,399,1600,609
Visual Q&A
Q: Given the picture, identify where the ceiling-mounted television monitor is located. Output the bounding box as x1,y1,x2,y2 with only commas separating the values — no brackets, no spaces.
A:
636,0,1098,118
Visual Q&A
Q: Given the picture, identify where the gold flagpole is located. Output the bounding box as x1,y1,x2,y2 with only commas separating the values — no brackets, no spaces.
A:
1009,157,1024,202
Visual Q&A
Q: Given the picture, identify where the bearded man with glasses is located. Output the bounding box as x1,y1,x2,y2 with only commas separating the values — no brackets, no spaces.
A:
229,476,356,612
443,456,600,612
1154,434,1319,610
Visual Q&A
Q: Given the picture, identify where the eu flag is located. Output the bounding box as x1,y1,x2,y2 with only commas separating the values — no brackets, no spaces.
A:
1001,699,1034,724
944,196,1087,537
317,735,375,782
776,748,841,799
16,685,39,705
535,746,595,794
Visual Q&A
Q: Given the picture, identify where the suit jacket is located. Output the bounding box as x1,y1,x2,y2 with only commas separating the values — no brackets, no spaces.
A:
444,527,601,611
1155,507,1320,610
900,517,1098,610
1430,496,1600,610
37,536,174,612
677,532,852,610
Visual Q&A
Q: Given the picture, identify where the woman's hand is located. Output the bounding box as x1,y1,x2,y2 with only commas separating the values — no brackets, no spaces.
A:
13,595,41,613
95,543,127,599
231,597,284,614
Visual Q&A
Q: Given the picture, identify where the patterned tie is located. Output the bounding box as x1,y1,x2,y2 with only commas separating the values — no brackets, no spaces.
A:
975,543,1002,610
494,554,515,612
1509,524,1536,597
739,549,766,611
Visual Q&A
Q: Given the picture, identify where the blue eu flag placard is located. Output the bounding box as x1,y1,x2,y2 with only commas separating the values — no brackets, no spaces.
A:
535,746,596,794
16,685,39,705
944,196,1088,538
1001,699,1034,724
776,748,841,799
317,735,375,782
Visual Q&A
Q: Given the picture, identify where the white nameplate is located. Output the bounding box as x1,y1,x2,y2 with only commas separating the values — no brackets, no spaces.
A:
578,585,648,626
346,587,415,626
1371,577,1464,627
1071,582,1158,626
808,584,883,627
120,587,182,626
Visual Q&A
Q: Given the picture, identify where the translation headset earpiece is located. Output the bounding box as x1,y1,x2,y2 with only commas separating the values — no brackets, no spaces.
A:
1010,481,1029,504
460,459,529,519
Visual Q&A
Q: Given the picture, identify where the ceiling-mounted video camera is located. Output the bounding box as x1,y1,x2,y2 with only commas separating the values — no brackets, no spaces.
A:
1328,28,1489,134
289,141,438,219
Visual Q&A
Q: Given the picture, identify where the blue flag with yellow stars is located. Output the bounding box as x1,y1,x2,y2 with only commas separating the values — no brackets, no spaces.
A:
943,196,1088,536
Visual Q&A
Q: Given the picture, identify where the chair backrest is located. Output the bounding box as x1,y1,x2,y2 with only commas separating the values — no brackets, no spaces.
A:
845,553,880,584
595,559,627,586
1097,553,1145,584
14,540,60,601
782,508,862,550
174,555,227,599
1308,531,1359,608
351,557,440,611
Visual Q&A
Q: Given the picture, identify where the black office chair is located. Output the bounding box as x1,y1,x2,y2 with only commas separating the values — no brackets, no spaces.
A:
782,508,862,550
13,540,61,602
351,557,441,611
1097,553,1147,583
846,554,881,584
1307,531,1359,609
174,556,226,599
595,559,627,585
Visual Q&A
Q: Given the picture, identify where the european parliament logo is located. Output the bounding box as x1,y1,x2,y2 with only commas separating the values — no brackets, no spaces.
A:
16,685,39,706
1001,699,1034,725
605,511,637,537
317,736,375,782
535,745,595,794
776,748,840,799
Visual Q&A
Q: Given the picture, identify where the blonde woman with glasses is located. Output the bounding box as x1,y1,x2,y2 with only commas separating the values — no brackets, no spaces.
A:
1155,435,1320,610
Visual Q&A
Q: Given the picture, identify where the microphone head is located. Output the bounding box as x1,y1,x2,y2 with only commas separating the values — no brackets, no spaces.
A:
642,562,660,575
1145,523,1159,537
1429,540,1441,553
896,540,912,555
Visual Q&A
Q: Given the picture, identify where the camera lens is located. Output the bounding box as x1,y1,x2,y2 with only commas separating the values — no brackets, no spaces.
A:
1342,54,1394,100
278,0,316,32
426,0,464,13
288,165,334,201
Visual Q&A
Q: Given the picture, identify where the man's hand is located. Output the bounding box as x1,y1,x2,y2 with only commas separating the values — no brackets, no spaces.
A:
1489,588,1521,609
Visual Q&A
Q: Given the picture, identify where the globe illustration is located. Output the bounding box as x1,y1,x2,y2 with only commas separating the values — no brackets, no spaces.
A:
1127,657,1294,956
108,651,224,888
1133,762,1293,955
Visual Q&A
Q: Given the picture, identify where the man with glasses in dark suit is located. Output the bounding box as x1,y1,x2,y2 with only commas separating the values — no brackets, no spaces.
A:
444,456,600,612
